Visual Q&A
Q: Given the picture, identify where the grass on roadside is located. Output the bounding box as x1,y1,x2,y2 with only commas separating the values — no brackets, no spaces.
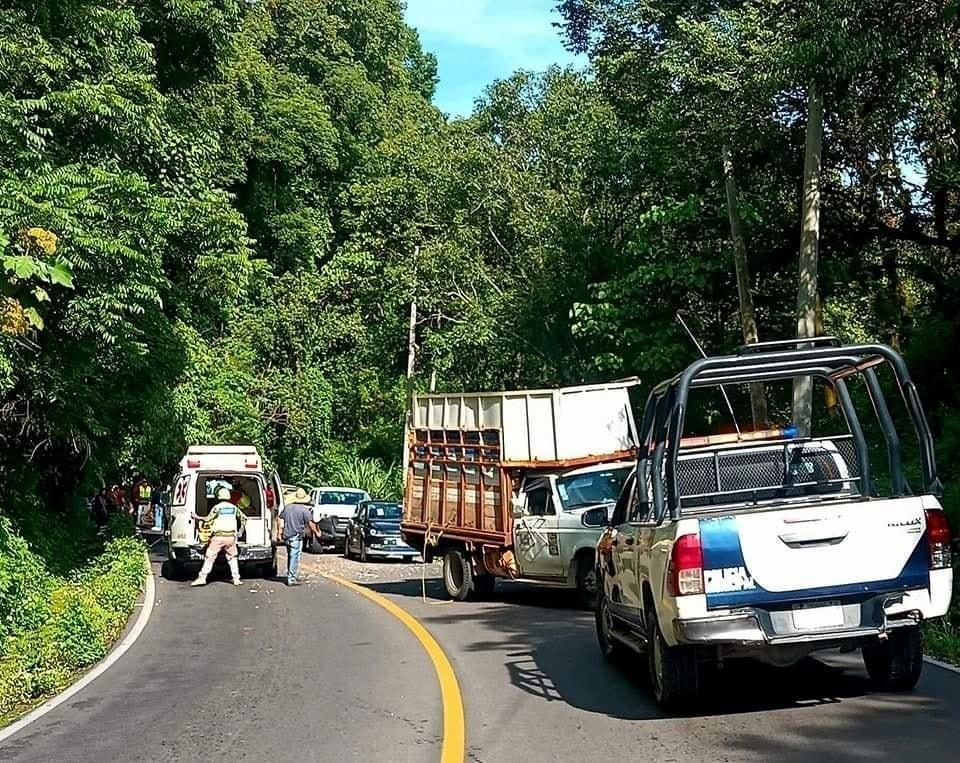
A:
0,513,146,724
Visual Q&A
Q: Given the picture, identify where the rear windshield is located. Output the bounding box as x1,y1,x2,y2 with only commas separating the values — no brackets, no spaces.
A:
319,491,365,506
678,441,857,512
366,503,402,520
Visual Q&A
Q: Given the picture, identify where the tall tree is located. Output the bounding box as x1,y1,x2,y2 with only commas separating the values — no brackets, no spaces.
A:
723,145,768,428
792,86,824,435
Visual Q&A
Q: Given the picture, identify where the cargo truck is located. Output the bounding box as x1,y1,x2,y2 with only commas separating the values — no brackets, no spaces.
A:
401,381,640,607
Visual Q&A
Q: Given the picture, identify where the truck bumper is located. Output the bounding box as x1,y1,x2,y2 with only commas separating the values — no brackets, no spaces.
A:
674,592,922,647
170,544,274,564
365,540,419,557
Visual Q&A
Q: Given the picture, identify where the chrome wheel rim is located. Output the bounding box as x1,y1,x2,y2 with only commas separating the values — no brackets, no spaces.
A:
583,567,598,598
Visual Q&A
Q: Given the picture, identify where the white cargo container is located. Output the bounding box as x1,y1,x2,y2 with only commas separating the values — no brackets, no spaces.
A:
411,380,639,463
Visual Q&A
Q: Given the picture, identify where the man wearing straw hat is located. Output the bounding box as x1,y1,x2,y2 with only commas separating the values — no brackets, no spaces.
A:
279,487,320,586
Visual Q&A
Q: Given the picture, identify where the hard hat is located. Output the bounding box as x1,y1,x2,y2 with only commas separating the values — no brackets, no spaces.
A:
216,487,231,501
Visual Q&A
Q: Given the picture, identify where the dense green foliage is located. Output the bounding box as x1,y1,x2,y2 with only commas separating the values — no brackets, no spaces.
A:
1,0,960,660
0,514,145,719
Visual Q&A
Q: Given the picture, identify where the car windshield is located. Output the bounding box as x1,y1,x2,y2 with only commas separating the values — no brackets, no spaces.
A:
366,503,402,521
556,466,632,511
319,491,364,506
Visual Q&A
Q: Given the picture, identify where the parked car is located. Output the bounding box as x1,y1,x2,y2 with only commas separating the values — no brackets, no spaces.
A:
344,501,420,562
309,486,371,551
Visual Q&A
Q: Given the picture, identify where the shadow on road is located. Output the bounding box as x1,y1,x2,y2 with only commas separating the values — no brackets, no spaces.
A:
364,577,943,726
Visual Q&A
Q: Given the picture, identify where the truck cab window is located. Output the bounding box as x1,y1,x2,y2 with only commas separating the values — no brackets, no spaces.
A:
526,488,555,516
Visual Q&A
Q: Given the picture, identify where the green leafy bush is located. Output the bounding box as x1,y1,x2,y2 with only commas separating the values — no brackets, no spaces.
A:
322,451,403,502
0,516,145,722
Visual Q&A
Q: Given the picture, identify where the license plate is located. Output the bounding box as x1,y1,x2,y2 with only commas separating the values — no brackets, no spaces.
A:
792,601,843,630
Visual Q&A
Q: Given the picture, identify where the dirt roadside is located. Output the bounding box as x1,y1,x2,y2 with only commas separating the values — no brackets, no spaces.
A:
298,547,442,586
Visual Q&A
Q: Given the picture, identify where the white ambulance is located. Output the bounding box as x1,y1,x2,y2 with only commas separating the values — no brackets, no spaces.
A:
165,445,282,579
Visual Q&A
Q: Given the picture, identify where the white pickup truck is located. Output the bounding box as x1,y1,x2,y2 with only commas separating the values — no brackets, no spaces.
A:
596,340,953,709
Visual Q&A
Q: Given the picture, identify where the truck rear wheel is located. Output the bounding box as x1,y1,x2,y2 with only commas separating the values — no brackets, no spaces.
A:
647,607,701,711
263,554,278,579
442,549,474,601
862,625,923,691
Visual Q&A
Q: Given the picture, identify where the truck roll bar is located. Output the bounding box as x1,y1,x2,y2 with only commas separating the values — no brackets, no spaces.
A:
639,342,939,520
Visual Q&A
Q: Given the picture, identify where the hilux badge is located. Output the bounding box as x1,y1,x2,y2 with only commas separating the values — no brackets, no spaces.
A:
888,517,921,528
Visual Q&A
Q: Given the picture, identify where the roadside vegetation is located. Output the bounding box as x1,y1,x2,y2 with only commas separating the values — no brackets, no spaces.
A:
1,1,959,666
0,512,145,722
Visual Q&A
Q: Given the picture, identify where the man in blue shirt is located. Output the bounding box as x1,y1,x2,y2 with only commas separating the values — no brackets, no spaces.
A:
279,488,320,586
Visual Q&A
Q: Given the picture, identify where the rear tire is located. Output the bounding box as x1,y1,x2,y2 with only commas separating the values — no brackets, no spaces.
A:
576,555,599,610
162,560,187,581
863,625,923,691
343,539,352,560
596,593,628,662
647,607,700,711
442,548,474,601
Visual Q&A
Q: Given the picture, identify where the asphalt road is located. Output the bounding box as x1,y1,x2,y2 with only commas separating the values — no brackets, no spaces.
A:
0,550,442,763
3,550,960,763
368,577,960,763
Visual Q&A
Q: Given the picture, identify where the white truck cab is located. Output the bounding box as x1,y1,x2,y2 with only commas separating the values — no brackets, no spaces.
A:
509,460,634,605
596,340,953,709
166,445,282,579
309,486,372,550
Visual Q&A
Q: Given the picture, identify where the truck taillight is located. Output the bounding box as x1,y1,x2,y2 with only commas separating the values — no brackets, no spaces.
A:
668,533,704,596
925,509,952,570
187,458,200,468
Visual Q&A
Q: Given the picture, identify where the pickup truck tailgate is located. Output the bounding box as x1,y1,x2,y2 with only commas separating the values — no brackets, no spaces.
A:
699,497,929,609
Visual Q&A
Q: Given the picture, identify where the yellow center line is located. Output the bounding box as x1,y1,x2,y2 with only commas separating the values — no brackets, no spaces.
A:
320,573,465,763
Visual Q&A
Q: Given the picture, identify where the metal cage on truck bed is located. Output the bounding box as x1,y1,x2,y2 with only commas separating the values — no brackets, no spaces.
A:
637,338,940,521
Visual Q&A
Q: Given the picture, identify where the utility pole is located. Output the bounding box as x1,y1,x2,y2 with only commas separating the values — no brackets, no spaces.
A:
402,246,420,488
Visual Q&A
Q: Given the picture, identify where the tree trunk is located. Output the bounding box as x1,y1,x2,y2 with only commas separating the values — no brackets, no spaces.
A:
723,145,768,429
792,86,824,436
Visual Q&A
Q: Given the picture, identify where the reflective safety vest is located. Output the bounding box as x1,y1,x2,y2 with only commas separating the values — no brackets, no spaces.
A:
137,483,151,502
206,501,244,537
